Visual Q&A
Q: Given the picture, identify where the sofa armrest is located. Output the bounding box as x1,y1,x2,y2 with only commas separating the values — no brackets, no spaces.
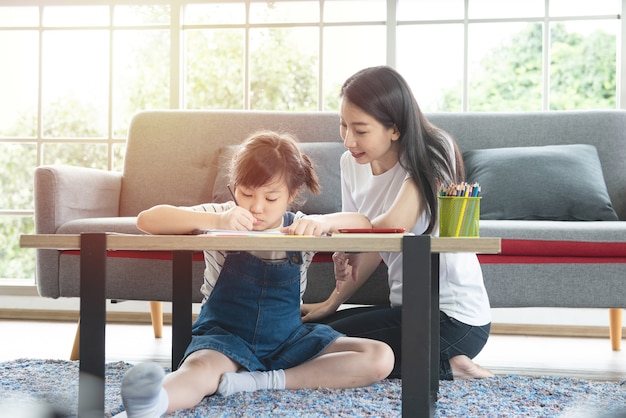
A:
35,165,123,234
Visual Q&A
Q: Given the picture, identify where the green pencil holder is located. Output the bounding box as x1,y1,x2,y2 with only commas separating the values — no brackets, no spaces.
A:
439,197,481,237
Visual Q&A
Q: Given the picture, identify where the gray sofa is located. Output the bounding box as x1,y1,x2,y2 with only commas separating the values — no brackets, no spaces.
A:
34,110,626,349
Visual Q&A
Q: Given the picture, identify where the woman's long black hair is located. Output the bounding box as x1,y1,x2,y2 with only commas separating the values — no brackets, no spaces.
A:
340,66,465,234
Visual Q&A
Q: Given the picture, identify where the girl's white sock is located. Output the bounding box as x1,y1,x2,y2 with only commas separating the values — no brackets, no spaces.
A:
217,369,286,396
120,362,169,418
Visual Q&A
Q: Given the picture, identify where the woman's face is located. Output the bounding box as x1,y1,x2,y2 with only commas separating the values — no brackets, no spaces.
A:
339,98,400,175
235,176,293,230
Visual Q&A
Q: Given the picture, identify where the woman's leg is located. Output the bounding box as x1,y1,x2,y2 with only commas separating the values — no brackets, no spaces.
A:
283,336,394,390
324,306,494,380
439,311,493,380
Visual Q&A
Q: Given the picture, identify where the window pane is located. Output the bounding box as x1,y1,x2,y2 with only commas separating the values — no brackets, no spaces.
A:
184,29,245,109
184,3,245,25
468,22,542,111
113,143,126,172
113,29,170,138
0,143,36,210
114,4,170,26
42,143,108,169
324,0,386,22
468,0,544,19
43,6,109,27
0,6,38,26
550,0,619,17
0,31,38,137
397,24,464,112
249,27,319,111
42,30,109,137
550,21,617,110
322,25,386,111
250,1,319,24
397,0,464,21
0,215,35,280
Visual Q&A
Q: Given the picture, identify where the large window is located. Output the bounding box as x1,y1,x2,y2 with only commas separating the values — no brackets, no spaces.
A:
0,0,621,282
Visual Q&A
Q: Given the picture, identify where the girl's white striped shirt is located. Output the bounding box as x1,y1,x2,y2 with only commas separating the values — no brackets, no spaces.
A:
189,201,315,303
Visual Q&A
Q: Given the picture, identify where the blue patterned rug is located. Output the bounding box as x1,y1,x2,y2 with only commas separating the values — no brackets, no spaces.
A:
1,359,625,417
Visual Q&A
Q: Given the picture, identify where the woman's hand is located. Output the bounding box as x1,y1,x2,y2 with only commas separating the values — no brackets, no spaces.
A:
333,251,361,292
300,300,337,323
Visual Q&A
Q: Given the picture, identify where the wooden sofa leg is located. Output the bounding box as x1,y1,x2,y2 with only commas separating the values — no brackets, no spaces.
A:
609,308,623,351
70,319,80,361
70,302,162,360
150,301,163,339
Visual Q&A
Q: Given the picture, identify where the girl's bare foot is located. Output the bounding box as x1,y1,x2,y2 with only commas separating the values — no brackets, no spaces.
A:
449,355,494,380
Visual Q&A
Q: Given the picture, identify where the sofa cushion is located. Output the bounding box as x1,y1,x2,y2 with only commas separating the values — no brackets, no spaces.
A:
463,144,619,221
212,142,346,215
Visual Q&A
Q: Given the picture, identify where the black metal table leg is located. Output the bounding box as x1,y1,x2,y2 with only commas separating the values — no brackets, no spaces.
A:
402,235,437,418
172,250,193,371
78,232,107,416
430,253,440,398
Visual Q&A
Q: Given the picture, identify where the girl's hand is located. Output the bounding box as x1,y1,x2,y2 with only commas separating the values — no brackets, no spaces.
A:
219,206,257,231
281,217,328,236
333,251,361,292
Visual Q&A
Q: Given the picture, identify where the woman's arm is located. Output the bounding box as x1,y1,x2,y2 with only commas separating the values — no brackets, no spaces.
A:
282,212,372,236
301,251,382,322
371,178,422,232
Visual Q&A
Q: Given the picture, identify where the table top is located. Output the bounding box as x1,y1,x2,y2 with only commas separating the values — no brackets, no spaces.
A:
20,233,501,254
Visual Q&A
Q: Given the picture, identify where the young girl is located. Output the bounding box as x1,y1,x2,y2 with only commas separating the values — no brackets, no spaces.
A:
300,66,494,381
117,130,394,417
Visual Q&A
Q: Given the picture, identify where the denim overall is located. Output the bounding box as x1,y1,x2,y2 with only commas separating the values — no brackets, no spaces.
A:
183,212,342,371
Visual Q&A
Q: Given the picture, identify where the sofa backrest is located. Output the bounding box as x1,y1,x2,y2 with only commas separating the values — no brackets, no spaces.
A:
121,109,626,221
120,110,342,217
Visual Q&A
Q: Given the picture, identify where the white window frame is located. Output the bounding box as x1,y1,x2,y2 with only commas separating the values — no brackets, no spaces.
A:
1,0,624,294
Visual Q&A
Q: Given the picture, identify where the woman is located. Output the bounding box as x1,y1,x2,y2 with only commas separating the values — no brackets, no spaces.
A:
301,66,494,381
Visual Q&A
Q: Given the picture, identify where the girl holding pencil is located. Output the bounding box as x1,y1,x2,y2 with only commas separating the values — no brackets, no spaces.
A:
117,131,394,417
301,66,494,381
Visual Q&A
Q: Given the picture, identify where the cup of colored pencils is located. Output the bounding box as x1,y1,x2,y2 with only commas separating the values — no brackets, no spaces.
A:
438,182,481,237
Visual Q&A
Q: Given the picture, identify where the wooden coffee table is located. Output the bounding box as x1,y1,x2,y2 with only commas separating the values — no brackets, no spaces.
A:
20,233,500,417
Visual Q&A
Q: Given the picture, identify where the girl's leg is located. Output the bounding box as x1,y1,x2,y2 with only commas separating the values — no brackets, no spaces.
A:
323,306,402,378
162,349,239,411
283,336,394,390
217,336,393,396
119,362,168,418
120,349,238,417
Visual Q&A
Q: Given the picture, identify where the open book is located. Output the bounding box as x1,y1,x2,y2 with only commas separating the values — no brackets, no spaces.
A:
192,229,286,237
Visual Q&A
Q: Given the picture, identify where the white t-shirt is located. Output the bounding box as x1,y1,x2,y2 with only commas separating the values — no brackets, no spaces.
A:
340,151,491,326
189,201,315,303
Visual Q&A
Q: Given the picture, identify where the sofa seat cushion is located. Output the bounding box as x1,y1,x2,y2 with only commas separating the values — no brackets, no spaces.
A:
478,220,626,264
479,220,626,241
56,217,143,234
496,239,626,258
478,239,626,264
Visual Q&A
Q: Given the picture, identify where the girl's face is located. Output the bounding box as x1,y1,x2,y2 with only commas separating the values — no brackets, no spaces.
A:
235,177,294,230
340,98,400,175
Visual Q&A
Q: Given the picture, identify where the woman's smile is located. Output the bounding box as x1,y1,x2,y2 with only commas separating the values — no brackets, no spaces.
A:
350,150,366,159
